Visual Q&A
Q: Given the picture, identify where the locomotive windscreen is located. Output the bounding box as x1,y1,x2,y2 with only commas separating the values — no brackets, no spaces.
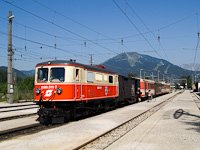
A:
50,68,65,82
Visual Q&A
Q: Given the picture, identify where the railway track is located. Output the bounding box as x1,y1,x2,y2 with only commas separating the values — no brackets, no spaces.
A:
0,106,38,113
74,91,182,150
0,103,36,109
0,92,181,143
0,113,37,122
0,103,38,122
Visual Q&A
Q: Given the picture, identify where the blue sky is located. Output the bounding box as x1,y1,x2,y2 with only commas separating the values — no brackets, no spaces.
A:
0,0,200,70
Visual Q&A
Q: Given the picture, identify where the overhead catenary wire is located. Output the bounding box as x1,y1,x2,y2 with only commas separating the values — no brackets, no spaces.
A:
32,0,132,52
112,0,162,59
120,12,197,40
2,0,119,55
0,11,115,62
193,35,200,68
0,30,90,59
124,0,169,60
193,13,200,69
12,19,109,60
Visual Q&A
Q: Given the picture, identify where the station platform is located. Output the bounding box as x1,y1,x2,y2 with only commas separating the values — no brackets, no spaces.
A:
106,90,200,150
0,90,199,150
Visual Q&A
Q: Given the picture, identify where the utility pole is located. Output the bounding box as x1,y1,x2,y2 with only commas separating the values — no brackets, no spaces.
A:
89,54,93,65
158,70,160,82
144,72,145,79
163,74,164,82
7,11,14,104
152,72,154,80
140,69,143,79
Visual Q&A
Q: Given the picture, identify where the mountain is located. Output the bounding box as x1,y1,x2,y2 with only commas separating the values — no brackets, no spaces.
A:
0,66,27,79
21,70,35,76
180,63,200,71
101,52,197,79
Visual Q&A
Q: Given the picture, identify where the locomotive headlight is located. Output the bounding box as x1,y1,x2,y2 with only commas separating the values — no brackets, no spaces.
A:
36,88,41,94
57,88,62,94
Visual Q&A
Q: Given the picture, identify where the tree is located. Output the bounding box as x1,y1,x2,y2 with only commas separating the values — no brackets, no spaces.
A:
17,76,34,90
179,75,192,89
128,73,138,77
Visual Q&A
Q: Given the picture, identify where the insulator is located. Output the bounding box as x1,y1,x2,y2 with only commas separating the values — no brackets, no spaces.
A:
158,36,160,41
84,40,86,47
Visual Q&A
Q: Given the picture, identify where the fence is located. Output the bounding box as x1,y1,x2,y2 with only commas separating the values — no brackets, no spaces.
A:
13,87,34,101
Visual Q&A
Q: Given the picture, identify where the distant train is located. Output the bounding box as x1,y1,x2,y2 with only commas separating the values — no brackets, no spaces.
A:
34,60,170,124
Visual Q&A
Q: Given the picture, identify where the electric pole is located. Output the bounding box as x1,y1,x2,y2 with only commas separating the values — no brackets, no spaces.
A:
7,11,14,104
152,72,154,80
90,54,93,65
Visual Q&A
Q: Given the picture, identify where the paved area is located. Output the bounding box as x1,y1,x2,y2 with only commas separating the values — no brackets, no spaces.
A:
0,91,179,150
0,116,38,133
106,90,200,150
0,102,35,107
0,108,38,119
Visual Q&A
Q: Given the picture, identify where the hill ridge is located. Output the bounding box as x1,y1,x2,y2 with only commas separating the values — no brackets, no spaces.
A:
102,52,196,79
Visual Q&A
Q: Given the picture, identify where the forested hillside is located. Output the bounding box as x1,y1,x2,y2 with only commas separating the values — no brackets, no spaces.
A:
0,70,34,101
102,52,197,78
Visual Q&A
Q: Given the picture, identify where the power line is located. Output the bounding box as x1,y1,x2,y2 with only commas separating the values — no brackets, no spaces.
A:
2,0,118,55
158,13,197,31
12,20,84,44
124,0,169,60
113,0,162,58
0,30,89,58
193,13,200,69
193,35,200,67
32,0,132,52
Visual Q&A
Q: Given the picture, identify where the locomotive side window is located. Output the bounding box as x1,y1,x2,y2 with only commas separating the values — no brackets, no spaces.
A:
50,68,65,82
109,76,113,83
37,68,48,82
104,75,108,82
95,73,103,82
87,72,94,83
76,69,79,81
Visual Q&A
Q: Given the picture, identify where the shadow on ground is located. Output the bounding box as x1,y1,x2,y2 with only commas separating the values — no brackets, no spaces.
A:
174,109,200,133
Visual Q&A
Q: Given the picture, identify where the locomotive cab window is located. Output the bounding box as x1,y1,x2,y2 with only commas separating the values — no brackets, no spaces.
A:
50,68,65,82
37,68,48,83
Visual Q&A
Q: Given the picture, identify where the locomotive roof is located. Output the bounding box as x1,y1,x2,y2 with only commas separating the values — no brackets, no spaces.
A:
36,60,117,74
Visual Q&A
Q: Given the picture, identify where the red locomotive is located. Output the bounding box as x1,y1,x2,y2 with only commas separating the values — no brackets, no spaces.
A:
35,60,119,124
34,60,170,124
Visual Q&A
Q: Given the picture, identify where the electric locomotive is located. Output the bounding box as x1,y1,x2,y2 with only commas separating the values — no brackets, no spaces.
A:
34,60,169,124
34,60,119,124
